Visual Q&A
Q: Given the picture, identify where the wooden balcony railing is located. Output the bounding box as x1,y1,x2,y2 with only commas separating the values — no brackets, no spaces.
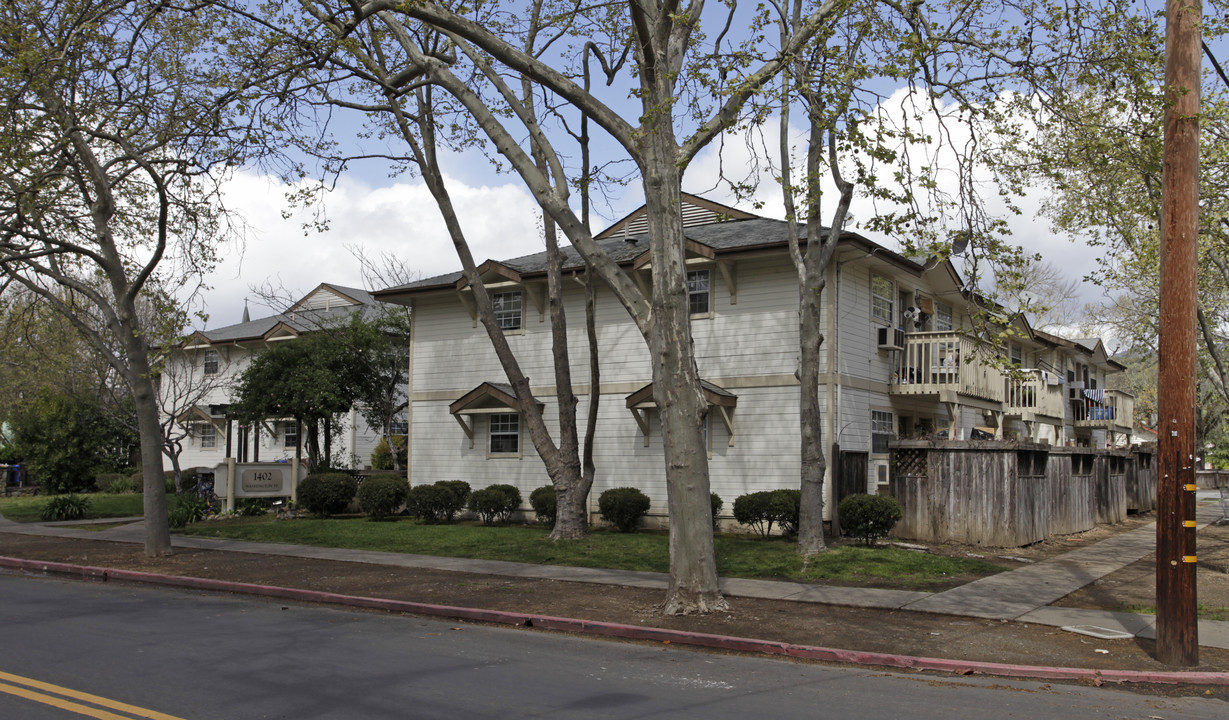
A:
890,331,1004,403
1072,388,1135,430
1004,370,1066,420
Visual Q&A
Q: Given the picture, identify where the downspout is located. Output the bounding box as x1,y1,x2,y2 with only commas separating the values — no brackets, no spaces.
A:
406,299,416,486
348,406,358,468
825,258,841,517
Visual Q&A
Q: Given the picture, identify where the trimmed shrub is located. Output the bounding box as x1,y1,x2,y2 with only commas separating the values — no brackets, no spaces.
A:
163,471,177,495
434,480,472,508
357,474,409,520
838,493,903,545
95,472,124,492
168,495,209,528
733,489,801,537
529,486,557,527
41,494,91,522
469,484,522,525
598,487,651,533
710,492,724,531
406,484,460,523
297,472,359,517
96,473,134,494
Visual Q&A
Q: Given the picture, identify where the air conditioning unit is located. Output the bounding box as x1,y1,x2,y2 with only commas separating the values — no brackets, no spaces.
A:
877,327,905,350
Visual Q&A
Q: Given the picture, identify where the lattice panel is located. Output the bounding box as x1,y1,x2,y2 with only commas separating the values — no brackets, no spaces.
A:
893,448,928,478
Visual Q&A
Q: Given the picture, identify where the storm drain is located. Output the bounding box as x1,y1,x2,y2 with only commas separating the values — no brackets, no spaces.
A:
1061,625,1136,640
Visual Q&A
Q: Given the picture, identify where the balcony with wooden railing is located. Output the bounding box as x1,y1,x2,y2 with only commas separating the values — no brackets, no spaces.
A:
1004,370,1066,421
889,331,1004,403
1072,388,1135,432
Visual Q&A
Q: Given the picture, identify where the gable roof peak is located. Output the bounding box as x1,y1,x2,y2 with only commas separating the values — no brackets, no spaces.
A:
595,192,762,241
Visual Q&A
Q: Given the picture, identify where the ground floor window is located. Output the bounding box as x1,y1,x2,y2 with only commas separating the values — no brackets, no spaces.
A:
488,413,520,455
199,423,217,450
871,410,894,454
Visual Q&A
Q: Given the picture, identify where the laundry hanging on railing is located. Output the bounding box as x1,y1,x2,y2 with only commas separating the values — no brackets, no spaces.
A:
1083,388,1105,404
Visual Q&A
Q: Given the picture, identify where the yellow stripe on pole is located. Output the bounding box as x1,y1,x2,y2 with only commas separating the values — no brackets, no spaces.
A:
1185,484,1197,491
1183,520,1197,528
1183,556,1197,563
0,670,188,720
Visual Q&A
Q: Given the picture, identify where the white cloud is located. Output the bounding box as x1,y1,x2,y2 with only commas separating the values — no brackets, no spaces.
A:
683,89,1108,315
199,171,545,328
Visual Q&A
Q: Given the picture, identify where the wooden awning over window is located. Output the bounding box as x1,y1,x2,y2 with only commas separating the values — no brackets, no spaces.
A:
452,262,546,327
175,405,226,434
624,380,737,446
449,382,542,448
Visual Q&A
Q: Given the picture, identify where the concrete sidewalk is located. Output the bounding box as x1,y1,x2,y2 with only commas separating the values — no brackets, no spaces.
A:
3,502,1228,650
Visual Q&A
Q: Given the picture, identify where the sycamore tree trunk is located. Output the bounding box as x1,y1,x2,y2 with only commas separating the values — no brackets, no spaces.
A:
112,293,172,556
397,100,591,534
544,221,592,540
580,263,601,524
640,146,727,614
796,261,828,555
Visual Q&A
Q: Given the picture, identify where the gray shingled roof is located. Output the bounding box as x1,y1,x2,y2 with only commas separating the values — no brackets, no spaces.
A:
378,217,819,294
198,283,383,343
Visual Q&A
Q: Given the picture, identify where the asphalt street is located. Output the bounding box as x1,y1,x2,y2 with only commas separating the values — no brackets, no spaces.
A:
2,573,1227,719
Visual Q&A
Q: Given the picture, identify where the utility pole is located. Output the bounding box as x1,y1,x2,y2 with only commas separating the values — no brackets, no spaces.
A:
1156,0,1201,667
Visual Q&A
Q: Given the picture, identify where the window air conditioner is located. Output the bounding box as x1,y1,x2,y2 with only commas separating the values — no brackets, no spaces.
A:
877,327,905,351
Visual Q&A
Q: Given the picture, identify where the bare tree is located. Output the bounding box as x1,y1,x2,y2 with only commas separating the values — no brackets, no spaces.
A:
276,0,850,615
154,347,231,489
0,1,262,555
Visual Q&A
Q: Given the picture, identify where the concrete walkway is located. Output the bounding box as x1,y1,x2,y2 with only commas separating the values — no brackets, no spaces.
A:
3,500,1228,650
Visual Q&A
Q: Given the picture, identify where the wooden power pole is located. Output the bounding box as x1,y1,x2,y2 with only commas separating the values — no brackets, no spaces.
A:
1156,0,1202,667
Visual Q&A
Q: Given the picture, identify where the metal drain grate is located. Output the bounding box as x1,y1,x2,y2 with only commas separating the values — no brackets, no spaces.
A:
1061,625,1136,640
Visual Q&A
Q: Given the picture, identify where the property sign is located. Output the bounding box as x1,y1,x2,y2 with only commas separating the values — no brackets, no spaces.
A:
213,462,306,498
242,467,284,493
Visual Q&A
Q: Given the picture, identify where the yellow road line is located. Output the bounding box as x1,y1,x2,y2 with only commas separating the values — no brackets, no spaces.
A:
0,671,188,720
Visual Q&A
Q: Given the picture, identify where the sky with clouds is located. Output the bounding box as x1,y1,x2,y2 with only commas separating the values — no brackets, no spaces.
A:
198,90,1108,333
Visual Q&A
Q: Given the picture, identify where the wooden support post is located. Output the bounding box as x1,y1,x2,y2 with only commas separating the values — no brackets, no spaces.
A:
1156,0,1201,667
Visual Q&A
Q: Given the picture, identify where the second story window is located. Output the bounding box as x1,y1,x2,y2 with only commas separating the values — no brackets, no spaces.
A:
283,421,298,449
1010,343,1024,367
202,349,220,376
871,275,893,324
687,269,711,316
492,291,523,331
935,302,953,331
871,410,894,453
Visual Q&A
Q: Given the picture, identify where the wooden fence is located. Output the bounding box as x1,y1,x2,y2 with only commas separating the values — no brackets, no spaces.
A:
1125,447,1157,512
890,440,1154,547
1196,469,1229,488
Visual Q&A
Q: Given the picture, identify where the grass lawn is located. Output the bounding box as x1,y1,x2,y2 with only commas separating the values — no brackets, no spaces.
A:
180,515,1005,587
1111,603,1229,622
0,493,145,523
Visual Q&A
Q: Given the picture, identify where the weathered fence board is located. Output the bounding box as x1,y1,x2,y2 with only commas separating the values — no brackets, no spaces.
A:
1093,452,1128,524
890,441,1140,547
1126,447,1156,512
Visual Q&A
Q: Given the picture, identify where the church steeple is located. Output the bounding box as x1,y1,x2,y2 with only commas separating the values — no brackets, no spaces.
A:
242,299,250,324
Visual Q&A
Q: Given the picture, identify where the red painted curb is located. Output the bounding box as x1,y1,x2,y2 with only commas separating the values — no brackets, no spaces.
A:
3,555,1227,686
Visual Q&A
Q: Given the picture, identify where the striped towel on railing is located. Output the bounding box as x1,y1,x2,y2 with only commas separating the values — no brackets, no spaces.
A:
1083,388,1105,403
